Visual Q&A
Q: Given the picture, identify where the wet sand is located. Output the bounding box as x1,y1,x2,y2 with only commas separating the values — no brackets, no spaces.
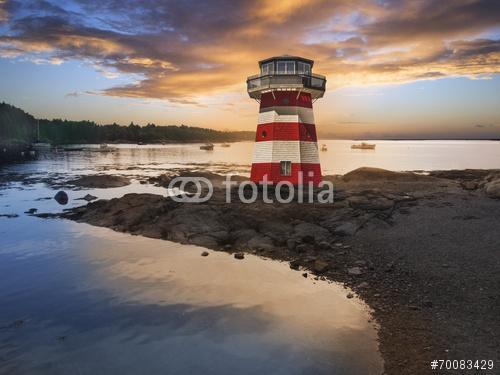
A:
52,167,500,374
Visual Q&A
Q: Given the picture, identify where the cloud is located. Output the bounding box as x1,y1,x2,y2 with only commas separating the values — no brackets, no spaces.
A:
0,0,499,102
474,124,498,128
65,91,79,98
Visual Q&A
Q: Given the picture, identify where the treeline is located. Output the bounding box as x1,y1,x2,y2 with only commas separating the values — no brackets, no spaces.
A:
39,120,253,144
0,102,37,144
0,102,254,145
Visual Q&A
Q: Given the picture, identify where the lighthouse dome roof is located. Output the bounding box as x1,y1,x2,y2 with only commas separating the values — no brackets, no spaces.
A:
258,55,314,67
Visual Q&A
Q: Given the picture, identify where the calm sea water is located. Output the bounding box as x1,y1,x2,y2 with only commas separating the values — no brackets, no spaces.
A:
13,140,500,178
0,150,383,374
1,140,497,374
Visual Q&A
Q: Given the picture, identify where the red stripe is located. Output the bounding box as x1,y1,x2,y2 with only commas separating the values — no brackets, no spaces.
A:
255,123,318,142
251,163,322,185
260,91,313,109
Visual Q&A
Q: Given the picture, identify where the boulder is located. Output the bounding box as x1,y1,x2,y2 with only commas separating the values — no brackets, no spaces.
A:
334,222,359,236
484,179,500,199
68,175,130,188
461,181,477,190
347,266,363,275
293,222,330,243
289,260,301,270
54,191,68,205
295,244,309,253
313,259,330,273
234,252,245,260
81,194,98,202
247,235,274,251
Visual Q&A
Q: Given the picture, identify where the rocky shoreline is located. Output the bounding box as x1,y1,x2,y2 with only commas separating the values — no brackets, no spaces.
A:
50,168,500,374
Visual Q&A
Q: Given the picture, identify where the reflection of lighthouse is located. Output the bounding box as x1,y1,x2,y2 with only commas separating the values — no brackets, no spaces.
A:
247,56,326,186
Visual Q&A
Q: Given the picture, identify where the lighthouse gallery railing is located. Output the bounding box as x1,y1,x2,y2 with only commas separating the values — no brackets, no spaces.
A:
246,73,326,93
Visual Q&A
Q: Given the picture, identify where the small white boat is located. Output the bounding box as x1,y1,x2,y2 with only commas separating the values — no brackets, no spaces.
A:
351,142,376,150
32,143,51,150
321,144,327,152
200,143,214,151
89,144,117,152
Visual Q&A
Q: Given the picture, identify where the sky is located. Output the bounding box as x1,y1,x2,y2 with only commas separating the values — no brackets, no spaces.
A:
0,0,499,139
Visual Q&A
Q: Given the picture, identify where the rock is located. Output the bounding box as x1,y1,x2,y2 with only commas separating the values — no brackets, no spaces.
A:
189,234,219,248
67,175,131,188
347,266,363,275
0,214,19,218
234,252,245,260
80,194,98,202
24,208,37,214
302,272,308,278
346,292,354,299
289,260,301,270
54,191,68,205
295,244,309,253
313,259,329,273
286,238,297,251
385,262,395,272
247,235,274,251
461,181,478,190
293,222,330,243
334,222,358,236
348,195,394,211
484,179,500,199
357,282,369,288
301,234,315,243
318,241,331,250
422,300,433,308
343,167,429,182
201,251,209,257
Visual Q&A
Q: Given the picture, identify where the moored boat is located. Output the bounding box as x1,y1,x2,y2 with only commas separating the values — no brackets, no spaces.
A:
351,142,376,150
200,143,214,150
88,144,117,152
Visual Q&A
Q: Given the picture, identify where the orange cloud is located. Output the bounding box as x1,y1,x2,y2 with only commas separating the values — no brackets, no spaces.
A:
0,0,499,102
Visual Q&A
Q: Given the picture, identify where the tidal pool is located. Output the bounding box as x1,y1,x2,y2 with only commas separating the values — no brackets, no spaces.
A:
0,180,383,374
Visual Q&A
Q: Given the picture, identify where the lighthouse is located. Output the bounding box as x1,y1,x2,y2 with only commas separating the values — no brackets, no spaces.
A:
247,55,326,186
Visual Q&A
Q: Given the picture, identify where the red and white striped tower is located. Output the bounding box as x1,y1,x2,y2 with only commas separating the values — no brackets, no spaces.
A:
246,56,326,185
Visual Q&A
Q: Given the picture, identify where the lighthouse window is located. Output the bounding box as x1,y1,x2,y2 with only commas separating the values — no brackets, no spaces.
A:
261,62,274,75
277,61,295,75
298,62,311,75
280,161,292,176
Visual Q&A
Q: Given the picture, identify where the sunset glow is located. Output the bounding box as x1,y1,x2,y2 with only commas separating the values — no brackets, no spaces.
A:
1,0,499,138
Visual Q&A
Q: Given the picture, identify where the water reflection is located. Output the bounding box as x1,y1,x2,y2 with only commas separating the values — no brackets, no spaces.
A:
0,213,382,374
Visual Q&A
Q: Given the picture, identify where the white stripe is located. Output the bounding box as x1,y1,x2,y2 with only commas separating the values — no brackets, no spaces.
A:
258,106,315,125
252,141,320,164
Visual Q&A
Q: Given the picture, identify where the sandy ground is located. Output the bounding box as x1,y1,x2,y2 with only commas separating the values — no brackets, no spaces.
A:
41,167,500,374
